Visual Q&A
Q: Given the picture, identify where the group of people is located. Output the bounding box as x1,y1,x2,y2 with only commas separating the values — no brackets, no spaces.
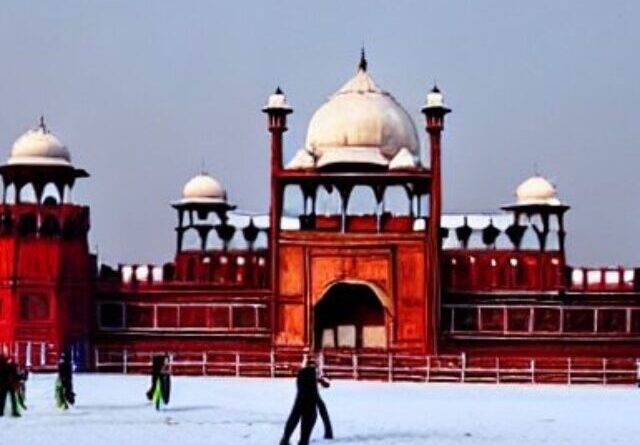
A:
4,348,332,444
145,353,333,445
0,347,75,416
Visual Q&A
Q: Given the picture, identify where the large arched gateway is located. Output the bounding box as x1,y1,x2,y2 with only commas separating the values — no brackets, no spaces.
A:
270,55,437,354
314,282,389,350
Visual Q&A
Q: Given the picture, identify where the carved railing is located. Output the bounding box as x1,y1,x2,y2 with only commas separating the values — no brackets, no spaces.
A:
92,347,638,385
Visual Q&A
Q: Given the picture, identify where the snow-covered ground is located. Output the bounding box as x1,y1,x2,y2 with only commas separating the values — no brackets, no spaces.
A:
1,374,638,444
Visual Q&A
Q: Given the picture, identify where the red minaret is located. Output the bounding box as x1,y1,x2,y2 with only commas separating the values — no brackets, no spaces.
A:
421,86,450,352
262,87,292,339
263,87,292,173
421,86,450,246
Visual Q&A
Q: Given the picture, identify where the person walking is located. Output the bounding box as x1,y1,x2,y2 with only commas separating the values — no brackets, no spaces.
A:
0,350,9,417
149,354,171,410
2,355,22,417
16,367,28,412
55,350,75,410
280,356,332,445
146,354,165,401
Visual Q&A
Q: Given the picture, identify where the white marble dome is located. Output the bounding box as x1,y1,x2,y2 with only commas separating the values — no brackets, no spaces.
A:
303,56,419,169
181,173,227,204
8,121,72,167
515,176,561,206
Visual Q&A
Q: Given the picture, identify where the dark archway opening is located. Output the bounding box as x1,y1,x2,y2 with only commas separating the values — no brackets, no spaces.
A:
314,283,387,350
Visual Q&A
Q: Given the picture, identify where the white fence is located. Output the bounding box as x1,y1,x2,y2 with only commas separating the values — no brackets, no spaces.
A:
3,341,58,370
93,348,639,385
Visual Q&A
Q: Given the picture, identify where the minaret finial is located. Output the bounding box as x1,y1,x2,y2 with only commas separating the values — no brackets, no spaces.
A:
275,86,283,95
359,46,367,72
39,115,47,132
200,157,207,175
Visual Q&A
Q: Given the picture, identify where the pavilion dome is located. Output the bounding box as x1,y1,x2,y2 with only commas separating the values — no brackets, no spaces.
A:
301,53,419,169
181,173,227,204
8,119,72,167
515,175,561,206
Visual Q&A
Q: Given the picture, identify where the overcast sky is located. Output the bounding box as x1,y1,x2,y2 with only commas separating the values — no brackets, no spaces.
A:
0,1,638,266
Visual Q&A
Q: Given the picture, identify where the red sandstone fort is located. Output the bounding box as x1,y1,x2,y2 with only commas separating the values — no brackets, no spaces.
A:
1,54,638,383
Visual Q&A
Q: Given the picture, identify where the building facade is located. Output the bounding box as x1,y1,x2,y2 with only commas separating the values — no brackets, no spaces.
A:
2,55,640,375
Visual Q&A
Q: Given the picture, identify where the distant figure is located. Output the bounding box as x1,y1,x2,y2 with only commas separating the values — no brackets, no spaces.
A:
56,350,75,410
280,356,333,445
16,368,28,412
147,354,165,400
1,354,23,417
0,350,9,416
148,354,171,410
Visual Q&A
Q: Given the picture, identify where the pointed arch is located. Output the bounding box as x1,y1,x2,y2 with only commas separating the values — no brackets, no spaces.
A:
382,185,411,216
346,185,377,216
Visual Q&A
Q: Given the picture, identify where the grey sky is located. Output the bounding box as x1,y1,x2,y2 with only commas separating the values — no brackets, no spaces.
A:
0,1,638,266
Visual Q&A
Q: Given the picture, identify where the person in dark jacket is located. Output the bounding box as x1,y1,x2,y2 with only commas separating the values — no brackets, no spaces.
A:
146,354,166,401
16,368,28,412
280,356,333,445
56,350,75,409
1,356,22,417
0,351,9,416
146,353,170,410
152,354,171,411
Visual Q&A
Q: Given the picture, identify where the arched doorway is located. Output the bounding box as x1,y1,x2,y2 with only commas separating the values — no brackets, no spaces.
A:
314,282,388,350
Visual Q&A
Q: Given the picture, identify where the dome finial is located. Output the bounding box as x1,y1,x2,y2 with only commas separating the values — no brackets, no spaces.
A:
200,157,207,175
358,46,368,72
263,86,292,112
39,115,48,133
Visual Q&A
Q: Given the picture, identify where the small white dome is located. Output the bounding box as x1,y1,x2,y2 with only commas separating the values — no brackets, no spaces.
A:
8,120,72,167
182,174,227,204
515,176,561,206
303,55,419,169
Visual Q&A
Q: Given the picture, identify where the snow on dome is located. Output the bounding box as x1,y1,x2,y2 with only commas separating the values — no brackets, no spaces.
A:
181,173,227,204
286,149,315,169
389,147,417,170
303,52,419,169
8,118,72,167
515,176,561,206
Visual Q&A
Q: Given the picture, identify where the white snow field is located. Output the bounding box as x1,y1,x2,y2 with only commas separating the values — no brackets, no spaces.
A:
1,374,639,445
